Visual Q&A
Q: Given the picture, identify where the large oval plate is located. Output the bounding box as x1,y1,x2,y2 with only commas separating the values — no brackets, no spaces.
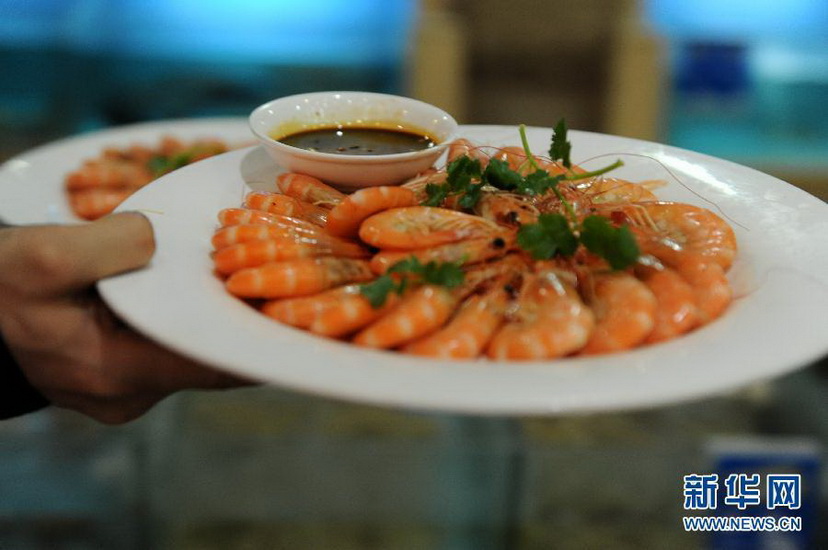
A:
97,125,828,415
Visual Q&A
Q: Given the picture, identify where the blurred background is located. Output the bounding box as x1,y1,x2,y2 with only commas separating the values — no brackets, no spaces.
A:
0,0,826,548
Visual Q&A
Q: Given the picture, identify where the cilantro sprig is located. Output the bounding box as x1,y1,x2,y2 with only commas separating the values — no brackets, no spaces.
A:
517,213,639,270
148,152,193,178
423,155,482,207
579,215,640,270
359,256,465,308
422,120,622,211
146,142,227,178
549,119,572,168
419,120,638,270
516,213,578,260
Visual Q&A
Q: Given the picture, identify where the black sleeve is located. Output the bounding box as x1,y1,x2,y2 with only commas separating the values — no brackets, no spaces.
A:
0,332,50,420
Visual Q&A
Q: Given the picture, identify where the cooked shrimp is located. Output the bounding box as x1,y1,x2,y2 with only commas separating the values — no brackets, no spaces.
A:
213,236,369,275
276,172,346,206
575,177,660,205
635,260,699,344
474,192,540,227
615,201,737,271
486,271,594,360
103,144,154,163
359,255,523,350
578,271,657,355
66,136,232,220
536,158,578,177
309,291,402,338
401,284,510,358
671,254,732,325
213,131,739,361
400,170,447,202
244,191,328,226
226,257,374,299
636,239,732,326
217,208,321,233
211,221,356,250
260,285,359,328
67,188,133,220
447,138,491,166
325,186,418,238
65,159,153,190
352,285,458,349
211,224,298,250
359,206,504,249
488,146,531,173
369,234,515,274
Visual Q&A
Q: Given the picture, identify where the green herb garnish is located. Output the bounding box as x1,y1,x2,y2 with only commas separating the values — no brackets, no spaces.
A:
147,152,193,178
481,158,521,190
359,256,466,308
515,169,559,196
514,123,638,269
516,213,639,270
420,121,637,270
549,118,572,168
422,122,620,210
359,275,398,308
579,215,640,270
422,156,483,207
516,213,578,260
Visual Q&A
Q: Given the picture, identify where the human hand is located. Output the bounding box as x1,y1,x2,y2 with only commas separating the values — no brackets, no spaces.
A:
0,212,252,424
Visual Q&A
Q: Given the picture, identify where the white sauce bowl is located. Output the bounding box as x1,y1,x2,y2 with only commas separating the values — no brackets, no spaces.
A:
249,91,459,190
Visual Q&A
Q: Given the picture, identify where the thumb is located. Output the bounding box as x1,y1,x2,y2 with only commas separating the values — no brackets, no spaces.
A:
13,212,156,296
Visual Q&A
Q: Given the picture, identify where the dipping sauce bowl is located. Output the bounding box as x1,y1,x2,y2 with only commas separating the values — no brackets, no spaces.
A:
249,91,459,189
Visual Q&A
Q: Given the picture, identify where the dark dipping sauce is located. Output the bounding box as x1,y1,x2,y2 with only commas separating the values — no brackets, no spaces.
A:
277,126,436,156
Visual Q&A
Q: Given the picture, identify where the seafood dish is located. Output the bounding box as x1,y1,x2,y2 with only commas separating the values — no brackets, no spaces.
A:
65,135,231,220
209,123,737,361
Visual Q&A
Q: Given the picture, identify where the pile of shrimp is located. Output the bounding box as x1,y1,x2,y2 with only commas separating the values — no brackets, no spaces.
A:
210,138,737,361
65,136,230,220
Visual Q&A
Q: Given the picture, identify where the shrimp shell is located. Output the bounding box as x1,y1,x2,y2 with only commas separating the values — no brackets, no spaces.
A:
401,284,509,359
213,236,369,275
359,206,503,249
325,186,418,238
575,177,660,205
352,285,458,349
474,192,540,227
309,292,402,338
276,172,346,206
671,254,732,325
217,208,322,233
65,159,152,191
369,234,516,274
486,272,594,360
244,191,328,226
578,271,657,355
615,201,737,271
225,257,374,299
633,258,699,344
67,188,133,221
212,224,304,250
447,138,491,167
260,285,359,328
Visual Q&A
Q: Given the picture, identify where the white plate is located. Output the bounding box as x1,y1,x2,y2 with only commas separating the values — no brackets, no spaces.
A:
97,125,828,416
0,117,254,225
